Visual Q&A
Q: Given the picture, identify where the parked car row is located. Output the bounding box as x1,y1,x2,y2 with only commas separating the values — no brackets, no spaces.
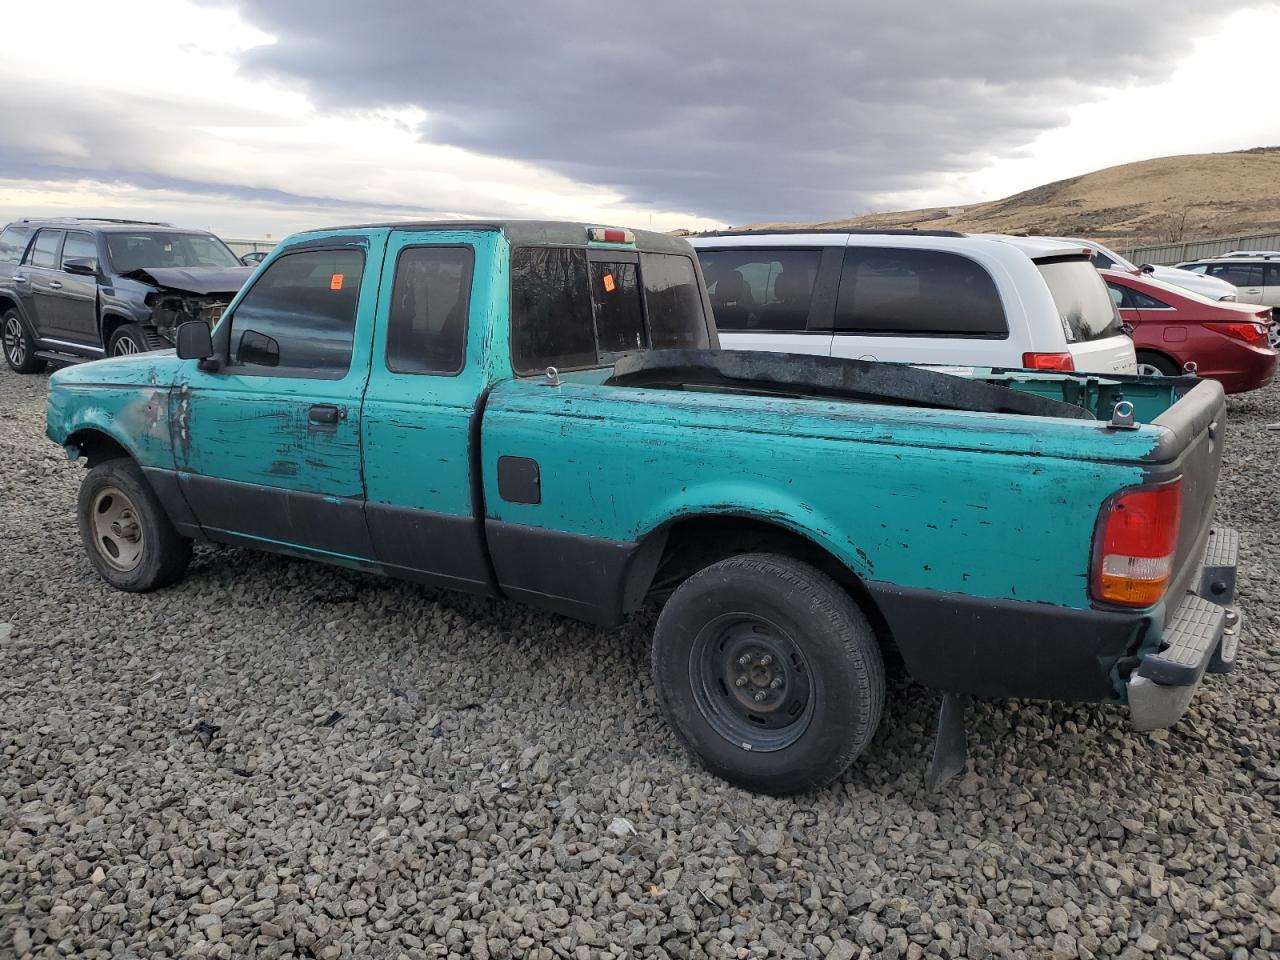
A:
3,215,1276,396
689,230,1277,394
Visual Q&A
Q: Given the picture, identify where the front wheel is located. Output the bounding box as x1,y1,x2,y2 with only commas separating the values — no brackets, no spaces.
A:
3,310,46,373
77,458,192,591
108,323,149,357
651,553,885,795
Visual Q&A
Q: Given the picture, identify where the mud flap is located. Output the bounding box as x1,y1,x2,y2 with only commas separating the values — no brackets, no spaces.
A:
925,692,969,791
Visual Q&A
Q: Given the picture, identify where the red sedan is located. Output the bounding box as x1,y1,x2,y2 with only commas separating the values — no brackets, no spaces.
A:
1101,269,1277,394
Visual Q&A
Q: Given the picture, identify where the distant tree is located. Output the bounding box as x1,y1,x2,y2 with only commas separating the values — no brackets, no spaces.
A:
1152,206,1191,244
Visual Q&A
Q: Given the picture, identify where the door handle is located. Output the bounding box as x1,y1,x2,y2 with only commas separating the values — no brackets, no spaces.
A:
308,404,343,425
49,280,63,289
12,275,26,283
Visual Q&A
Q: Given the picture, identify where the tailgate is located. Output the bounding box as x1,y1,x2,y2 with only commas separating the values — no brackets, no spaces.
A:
1147,378,1227,622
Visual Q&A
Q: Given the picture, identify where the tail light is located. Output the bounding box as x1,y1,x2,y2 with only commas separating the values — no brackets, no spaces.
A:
1203,321,1267,344
1022,352,1076,371
1091,480,1182,607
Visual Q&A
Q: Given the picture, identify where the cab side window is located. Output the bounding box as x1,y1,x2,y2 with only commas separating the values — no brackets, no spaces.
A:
385,245,473,375
27,229,64,269
227,248,364,377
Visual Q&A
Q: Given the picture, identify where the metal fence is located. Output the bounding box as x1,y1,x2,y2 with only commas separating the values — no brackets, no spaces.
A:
223,238,277,258
1119,231,1280,266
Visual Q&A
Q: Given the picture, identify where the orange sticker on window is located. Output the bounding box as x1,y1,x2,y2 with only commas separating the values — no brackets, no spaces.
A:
330,273,344,290
602,273,616,293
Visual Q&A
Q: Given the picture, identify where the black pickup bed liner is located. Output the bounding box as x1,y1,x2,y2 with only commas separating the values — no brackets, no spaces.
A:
607,349,1095,420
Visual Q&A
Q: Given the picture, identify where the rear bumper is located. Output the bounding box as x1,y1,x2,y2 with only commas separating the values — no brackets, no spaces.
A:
1128,526,1240,730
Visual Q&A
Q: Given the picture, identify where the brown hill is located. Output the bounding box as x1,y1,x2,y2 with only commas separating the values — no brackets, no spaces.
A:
741,147,1280,247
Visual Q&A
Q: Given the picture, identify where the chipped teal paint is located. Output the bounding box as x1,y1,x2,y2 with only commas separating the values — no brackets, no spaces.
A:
480,378,1163,609
171,229,389,499
46,354,189,469
361,230,508,518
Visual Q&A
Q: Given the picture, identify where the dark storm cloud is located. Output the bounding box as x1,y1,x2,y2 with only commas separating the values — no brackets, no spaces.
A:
208,0,1262,222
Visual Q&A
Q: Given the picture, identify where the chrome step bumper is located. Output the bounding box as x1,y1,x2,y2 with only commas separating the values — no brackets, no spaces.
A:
1129,526,1240,731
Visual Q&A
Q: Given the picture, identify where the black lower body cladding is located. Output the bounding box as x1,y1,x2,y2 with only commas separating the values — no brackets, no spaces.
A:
870,584,1143,702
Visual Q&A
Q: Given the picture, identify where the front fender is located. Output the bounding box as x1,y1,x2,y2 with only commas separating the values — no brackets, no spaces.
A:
47,372,179,470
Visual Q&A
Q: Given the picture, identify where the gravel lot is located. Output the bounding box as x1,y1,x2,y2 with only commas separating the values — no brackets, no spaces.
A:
2,367,1278,960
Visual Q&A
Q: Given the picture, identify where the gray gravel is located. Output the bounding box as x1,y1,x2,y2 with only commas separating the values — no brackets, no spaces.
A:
2,367,1279,960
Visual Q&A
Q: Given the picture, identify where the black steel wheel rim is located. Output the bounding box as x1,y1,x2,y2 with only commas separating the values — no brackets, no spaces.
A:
690,613,815,752
4,317,22,366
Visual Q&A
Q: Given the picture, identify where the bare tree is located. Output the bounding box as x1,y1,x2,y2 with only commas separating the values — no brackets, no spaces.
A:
1151,206,1191,244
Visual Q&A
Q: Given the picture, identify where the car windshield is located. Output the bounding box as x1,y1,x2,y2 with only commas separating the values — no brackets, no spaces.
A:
106,232,241,272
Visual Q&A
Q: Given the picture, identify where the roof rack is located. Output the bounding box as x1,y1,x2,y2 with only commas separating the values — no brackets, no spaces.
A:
695,227,967,239
19,216,173,227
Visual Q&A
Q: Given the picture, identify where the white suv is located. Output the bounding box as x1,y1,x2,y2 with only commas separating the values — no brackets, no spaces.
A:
689,231,1136,374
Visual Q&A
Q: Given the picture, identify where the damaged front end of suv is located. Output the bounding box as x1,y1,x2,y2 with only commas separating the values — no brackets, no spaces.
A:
126,267,252,344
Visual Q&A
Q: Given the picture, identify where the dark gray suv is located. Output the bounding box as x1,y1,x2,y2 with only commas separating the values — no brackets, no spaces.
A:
0,218,253,373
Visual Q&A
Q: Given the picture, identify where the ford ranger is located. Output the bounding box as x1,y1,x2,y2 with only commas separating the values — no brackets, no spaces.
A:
44,220,1240,794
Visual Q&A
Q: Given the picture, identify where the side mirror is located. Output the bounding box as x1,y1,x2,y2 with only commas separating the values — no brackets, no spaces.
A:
241,254,258,267
63,257,97,276
1120,322,1135,336
176,321,214,360
238,329,280,367
1139,263,1156,273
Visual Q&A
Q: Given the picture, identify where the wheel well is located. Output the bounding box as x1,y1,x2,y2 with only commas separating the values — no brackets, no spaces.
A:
0,294,18,317
636,515,894,649
1135,348,1178,367
100,313,133,345
67,429,131,467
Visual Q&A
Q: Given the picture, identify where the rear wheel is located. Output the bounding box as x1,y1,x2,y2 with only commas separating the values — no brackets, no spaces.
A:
77,458,191,591
1136,352,1180,377
108,324,149,357
3,310,45,374
651,553,885,795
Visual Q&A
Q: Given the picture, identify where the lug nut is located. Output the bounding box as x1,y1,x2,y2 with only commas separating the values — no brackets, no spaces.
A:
753,691,767,703
759,654,773,666
734,676,748,687
770,677,783,689
738,653,752,665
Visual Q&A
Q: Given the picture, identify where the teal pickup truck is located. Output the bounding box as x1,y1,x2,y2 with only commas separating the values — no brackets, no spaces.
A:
46,221,1240,794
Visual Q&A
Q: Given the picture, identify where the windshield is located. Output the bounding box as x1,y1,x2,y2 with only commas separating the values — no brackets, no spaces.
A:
106,232,241,272
1037,258,1125,343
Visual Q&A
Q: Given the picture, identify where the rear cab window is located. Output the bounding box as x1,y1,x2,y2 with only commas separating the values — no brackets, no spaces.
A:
1036,257,1124,343
510,246,709,374
833,247,1007,337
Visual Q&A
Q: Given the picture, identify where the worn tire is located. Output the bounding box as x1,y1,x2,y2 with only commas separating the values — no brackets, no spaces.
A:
77,458,191,591
3,309,45,374
1136,351,1180,377
107,323,149,357
651,552,885,795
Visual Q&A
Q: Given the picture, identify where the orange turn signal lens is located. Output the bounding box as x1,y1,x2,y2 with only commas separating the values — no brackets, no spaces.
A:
1091,480,1182,607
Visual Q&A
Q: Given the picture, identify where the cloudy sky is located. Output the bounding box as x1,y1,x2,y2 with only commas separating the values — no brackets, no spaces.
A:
0,1,1277,240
